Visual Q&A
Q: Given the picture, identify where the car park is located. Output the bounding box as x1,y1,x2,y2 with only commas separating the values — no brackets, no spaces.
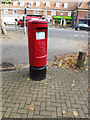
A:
75,24,90,31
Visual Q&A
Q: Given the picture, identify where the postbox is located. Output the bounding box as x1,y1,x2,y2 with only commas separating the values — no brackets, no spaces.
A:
28,20,48,80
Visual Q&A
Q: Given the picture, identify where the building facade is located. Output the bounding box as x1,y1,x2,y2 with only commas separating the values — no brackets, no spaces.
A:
73,0,90,26
1,0,90,26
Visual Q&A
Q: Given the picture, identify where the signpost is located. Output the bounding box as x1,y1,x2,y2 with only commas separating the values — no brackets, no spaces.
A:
24,6,27,34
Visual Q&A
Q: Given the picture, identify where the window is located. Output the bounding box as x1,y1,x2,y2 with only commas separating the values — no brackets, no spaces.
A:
68,12,71,16
66,22,72,25
36,1,40,6
34,10,39,14
61,13,63,15
51,11,56,16
13,9,17,14
88,1,90,7
46,2,50,7
44,11,47,15
4,9,8,14
28,1,33,7
20,1,24,6
64,3,68,8
13,1,17,6
56,3,60,8
83,24,88,27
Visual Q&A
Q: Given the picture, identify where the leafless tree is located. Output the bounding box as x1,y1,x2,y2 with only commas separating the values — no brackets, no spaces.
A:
0,4,7,35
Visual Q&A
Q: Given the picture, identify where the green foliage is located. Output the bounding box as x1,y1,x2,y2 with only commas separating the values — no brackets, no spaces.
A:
1,0,18,4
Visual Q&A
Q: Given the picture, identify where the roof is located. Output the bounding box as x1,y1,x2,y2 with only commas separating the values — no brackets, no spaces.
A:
19,0,83,2
79,0,90,9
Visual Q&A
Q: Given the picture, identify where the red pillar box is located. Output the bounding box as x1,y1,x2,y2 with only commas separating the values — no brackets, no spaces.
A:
28,20,48,80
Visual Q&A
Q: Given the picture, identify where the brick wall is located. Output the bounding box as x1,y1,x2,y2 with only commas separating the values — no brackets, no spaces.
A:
27,10,34,15
17,10,24,14
78,11,88,19
56,12,68,16
1,2,77,10
76,10,88,24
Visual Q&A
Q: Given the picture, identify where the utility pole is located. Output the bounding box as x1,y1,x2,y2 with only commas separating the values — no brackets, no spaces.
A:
24,5,27,34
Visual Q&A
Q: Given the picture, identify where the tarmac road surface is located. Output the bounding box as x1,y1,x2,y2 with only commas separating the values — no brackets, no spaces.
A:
2,26,88,65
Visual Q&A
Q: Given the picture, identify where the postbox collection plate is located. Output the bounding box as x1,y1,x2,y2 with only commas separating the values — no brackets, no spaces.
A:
37,40,46,57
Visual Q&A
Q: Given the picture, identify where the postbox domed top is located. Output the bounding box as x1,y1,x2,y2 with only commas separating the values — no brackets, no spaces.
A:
28,19,48,24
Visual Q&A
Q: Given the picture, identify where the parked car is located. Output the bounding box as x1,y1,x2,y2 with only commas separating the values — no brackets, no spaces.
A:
75,24,90,31
17,19,28,27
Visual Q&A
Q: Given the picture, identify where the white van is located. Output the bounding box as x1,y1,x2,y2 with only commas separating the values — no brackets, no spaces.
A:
3,16,19,25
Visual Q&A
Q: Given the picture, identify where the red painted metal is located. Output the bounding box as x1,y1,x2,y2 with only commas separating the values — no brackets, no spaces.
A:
28,20,48,67
79,55,81,59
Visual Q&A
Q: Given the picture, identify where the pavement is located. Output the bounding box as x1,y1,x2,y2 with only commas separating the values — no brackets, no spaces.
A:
1,27,89,119
1,65,89,119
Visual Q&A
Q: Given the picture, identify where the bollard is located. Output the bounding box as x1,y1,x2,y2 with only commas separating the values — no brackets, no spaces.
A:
76,51,86,68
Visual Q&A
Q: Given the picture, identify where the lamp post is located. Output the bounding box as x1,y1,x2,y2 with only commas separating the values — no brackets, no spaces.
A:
24,5,27,34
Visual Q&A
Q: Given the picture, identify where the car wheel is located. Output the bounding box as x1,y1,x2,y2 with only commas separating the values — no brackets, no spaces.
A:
77,27,80,31
4,22,6,25
86,29,89,31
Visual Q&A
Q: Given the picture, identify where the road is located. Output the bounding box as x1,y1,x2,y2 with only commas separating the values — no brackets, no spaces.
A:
2,26,88,65
48,27,88,59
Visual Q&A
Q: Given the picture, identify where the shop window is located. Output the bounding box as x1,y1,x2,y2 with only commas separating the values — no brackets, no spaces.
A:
64,3,68,8
20,1,24,6
66,19,72,22
78,20,84,24
66,22,72,25
56,3,60,8
46,2,50,7
54,18,60,21
4,9,8,14
36,1,40,6
13,1,17,6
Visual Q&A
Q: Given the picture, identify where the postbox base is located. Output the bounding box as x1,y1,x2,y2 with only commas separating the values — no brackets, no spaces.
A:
30,66,46,81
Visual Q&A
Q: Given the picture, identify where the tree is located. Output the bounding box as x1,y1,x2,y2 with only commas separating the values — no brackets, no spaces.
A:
0,9,7,35
0,0,19,35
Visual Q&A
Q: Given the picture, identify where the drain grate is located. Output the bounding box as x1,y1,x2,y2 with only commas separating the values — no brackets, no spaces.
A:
0,62,16,71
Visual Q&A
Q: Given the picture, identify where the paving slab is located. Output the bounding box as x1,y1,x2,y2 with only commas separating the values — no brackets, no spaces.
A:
1,66,89,119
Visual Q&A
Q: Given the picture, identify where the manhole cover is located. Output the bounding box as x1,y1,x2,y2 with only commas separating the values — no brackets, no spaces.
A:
0,62,16,71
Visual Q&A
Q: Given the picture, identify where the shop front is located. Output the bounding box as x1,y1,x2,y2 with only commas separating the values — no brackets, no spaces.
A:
53,16,73,27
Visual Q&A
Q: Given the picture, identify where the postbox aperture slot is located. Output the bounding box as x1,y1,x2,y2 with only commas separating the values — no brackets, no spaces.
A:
36,27,47,30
